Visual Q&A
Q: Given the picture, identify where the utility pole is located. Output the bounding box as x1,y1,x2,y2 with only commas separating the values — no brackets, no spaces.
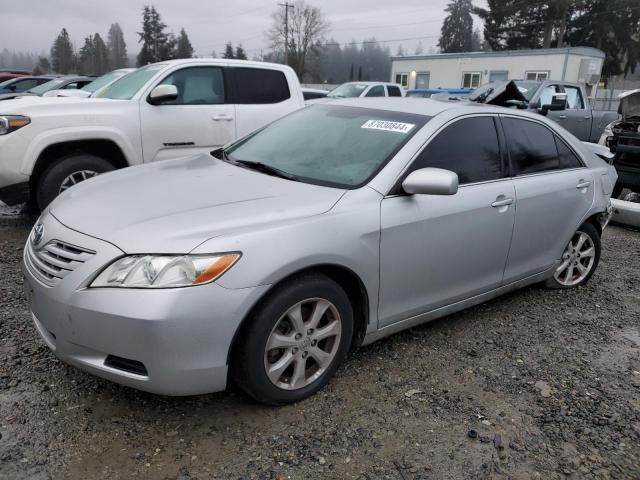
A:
278,1,294,65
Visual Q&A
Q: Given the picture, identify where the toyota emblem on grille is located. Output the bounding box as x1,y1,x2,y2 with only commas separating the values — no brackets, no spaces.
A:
32,223,45,246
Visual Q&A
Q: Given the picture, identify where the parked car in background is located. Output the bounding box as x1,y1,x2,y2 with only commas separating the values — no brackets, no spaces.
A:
0,75,95,101
23,98,616,405
43,69,137,98
0,59,304,208
406,88,472,98
469,80,619,143
0,76,56,95
302,87,328,101
0,69,31,75
599,89,640,197
0,72,29,82
309,81,405,102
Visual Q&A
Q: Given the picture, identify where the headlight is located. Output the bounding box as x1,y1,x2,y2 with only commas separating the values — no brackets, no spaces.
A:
90,253,241,289
0,115,30,135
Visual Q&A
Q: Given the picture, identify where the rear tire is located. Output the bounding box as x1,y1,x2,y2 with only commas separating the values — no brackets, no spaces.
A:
545,222,601,289
233,273,353,405
36,154,114,209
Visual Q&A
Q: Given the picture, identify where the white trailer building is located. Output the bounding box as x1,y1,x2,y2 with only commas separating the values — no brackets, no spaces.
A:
391,47,605,96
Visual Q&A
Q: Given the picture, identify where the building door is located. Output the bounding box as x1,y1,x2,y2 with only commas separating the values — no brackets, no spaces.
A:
489,71,509,82
416,73,430,89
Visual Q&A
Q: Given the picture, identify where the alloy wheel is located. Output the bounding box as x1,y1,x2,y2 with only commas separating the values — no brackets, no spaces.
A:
59,170,99,193
264,298,342,390
553,231,596,287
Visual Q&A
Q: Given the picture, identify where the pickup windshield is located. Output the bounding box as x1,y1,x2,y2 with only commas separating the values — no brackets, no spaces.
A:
225,104,428,188
98,64,165,100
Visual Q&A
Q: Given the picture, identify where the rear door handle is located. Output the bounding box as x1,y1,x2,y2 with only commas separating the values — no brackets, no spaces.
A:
576,180,591,189
558,115,567,119
212,114,233,122
491,197,514,208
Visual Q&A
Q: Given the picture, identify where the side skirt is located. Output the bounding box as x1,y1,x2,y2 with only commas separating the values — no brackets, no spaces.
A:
361,266,556,346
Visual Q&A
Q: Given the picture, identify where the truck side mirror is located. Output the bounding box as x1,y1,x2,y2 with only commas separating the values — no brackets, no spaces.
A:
148,84,178,105
540,93,567,115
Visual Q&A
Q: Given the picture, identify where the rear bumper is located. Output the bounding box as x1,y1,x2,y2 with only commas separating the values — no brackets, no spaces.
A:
611,198,640,228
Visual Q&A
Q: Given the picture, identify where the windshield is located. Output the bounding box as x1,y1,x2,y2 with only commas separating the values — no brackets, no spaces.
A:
0,78,18,88
468,82,500,102
28,79,65,95
82,70,127,93
469,80,541,103
328,83,368,98
225,105,428,188
97,65,164,100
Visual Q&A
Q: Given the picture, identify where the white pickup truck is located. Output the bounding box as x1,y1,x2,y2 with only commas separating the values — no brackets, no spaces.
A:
0,59,304,208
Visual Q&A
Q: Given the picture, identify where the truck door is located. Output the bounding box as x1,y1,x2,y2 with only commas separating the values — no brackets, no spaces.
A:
545,85,591,141
139,65,236,163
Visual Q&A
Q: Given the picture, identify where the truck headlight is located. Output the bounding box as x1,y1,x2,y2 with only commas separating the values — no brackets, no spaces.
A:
0,115,30,135
90,253,241,288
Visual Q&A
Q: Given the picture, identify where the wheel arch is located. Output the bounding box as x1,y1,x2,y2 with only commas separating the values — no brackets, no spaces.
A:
30,139,130,194
227,263,371,368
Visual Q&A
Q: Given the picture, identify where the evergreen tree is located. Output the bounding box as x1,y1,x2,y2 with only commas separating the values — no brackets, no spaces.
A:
414,41,424,55
438,0,474,53
174,28,194,58
34,57,50,75
471,28,483,52
137,5,172,66
78,35,95,73
223,42,235,59
235,44,247,60
107,23,128,69
50,28,75,73
396,45,405,56
93,33,110,74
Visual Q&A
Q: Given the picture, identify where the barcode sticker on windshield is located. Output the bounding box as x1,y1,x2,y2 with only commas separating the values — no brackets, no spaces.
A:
361,120,415,134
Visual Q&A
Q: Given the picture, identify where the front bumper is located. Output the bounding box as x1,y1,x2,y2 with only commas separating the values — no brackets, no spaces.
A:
23,212,269,396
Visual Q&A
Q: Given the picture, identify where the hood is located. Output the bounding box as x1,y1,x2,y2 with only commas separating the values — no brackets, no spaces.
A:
618,89,640,120
470,80,528,107
42,89,91,98
50,154,346,253
0,96,131,119
0,92,36,101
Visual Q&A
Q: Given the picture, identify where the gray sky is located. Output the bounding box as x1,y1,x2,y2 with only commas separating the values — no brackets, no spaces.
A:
0,0,484,58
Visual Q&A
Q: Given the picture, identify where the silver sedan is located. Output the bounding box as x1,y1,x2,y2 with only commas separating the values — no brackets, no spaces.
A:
23,98,617,405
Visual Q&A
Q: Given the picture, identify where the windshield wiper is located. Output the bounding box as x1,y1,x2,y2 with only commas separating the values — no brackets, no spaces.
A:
235,160,299,181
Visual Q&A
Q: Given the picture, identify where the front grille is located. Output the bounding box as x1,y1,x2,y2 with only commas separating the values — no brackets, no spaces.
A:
25,239,95,286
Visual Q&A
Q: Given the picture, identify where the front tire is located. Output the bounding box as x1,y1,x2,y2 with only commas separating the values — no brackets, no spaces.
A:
36,154,114,209
233,273,353,405
546,222,601,289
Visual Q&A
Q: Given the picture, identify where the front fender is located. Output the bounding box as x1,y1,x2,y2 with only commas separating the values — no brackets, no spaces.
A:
20,126,141,175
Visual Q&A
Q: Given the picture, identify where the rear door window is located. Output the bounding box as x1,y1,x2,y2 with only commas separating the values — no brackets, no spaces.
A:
387,86,402,97
503,117,559,174
232,67,290,104
555,137,583,168
409,116,504,184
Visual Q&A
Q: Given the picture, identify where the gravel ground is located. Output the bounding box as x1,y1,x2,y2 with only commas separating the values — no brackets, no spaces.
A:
1,210,639,480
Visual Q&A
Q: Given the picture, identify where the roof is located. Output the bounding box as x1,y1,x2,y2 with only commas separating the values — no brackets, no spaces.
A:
391,46,605,62
339,81,402,87
149,58,295,71
327,97,477,116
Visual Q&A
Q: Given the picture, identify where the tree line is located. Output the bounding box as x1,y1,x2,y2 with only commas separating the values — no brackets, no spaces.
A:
5,1,639,83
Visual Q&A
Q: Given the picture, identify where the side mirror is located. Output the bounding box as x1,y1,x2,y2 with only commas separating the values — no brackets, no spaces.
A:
148,84,178,105
540,93,567,115
402,167,458,196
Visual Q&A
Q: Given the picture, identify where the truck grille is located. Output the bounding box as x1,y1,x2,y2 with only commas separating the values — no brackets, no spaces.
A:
25,240,95,286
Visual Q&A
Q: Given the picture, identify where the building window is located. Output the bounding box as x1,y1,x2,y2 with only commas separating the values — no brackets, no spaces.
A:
462,72,481,89
395,73,408,87
525,71,549,81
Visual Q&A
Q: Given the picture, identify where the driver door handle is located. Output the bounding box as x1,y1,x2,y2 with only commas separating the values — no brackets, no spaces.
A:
576,180,591,189
558,115,567,119
491,197,514,208
212,114,233,122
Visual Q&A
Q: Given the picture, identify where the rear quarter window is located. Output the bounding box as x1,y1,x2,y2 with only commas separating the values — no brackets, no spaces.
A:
233,68,291,104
